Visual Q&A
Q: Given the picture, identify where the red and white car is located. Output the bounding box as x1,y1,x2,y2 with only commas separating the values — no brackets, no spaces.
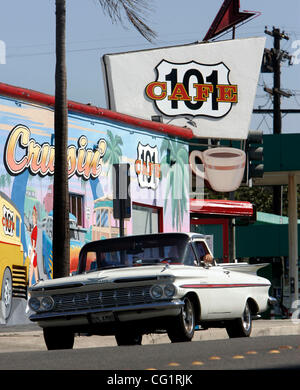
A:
28,233,273,350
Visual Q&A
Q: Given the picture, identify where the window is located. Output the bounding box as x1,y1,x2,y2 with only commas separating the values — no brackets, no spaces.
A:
100,209,109,227
95,208,109,228
69,194,83,227
193,241,208,261
132,203,162,234
16,216,20,238
183,244,197,266
78,233,188,273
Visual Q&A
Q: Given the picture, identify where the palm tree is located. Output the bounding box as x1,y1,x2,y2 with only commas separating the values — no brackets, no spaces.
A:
52,0,156,278
102,129,123,191
160,139,189,231
53,0,69,279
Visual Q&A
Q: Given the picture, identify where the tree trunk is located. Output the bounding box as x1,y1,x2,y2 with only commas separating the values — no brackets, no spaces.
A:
53,0,70,278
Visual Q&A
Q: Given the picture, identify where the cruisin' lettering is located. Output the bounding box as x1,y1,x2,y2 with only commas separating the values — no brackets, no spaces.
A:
4,125,107,180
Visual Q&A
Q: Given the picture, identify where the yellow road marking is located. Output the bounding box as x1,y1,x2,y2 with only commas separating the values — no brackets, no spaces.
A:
192,361,204,366
232,355,244,359
209,356,221,360
168,362,180,366
269,350,280,354
279,345,293,350
246,351,258,355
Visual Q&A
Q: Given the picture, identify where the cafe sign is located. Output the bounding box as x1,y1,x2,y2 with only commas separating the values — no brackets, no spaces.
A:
102,37,265,140
135,142,160,190
145,60,237,118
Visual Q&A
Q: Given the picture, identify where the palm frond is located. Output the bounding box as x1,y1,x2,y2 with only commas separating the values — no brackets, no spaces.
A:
98,0,156,42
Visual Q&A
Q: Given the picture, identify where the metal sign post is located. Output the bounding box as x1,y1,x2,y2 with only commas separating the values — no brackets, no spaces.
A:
113,163,131,237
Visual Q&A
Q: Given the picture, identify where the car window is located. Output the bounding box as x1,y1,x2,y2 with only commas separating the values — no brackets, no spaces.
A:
183,244,197,266
193,241,208,261
86,251,97,271
78,234,189,273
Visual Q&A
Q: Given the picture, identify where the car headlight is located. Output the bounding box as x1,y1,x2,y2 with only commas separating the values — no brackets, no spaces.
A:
41,296,54,311
164,284,176,297
150,285,163,299
28,297,41,312
28,296,54,312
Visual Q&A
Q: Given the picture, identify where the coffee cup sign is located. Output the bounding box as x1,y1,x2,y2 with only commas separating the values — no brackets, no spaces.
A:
189,147,246,192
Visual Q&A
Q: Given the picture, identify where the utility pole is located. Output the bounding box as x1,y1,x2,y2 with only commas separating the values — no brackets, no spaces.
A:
259,27,298,314
261,27,293,215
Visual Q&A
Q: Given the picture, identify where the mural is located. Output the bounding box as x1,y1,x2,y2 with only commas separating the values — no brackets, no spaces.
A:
0,94,189,325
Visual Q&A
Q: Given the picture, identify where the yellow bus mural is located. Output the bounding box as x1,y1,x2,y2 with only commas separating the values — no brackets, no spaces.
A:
0,191,29,323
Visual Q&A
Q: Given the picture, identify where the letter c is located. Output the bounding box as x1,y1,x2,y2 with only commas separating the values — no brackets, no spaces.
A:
4,125,30,175
151,375,159,385
145,82,167,100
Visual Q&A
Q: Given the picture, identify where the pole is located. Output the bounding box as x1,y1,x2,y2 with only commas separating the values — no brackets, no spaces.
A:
119,199,125,237
272,28,282,216
229,191,236,262
288,174,299,311
264,27,289,216
273,27,282,135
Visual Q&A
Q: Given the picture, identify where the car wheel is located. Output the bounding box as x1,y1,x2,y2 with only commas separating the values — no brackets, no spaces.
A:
167,296,195,343
0,268,13,322
225,301,252,338
115,331,143,346
43,327,75,350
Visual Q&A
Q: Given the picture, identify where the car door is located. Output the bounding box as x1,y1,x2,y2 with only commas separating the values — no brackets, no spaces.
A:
202,266,237,318
192,240,234,319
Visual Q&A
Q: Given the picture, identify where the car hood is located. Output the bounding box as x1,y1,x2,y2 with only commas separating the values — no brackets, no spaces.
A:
30,264,180,291
30,263,269,293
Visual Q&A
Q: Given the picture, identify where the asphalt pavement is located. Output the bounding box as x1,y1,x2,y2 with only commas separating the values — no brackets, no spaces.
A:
1,319,300,353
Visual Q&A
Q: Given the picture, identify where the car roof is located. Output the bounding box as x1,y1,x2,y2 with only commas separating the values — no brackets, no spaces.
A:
82,232,206,251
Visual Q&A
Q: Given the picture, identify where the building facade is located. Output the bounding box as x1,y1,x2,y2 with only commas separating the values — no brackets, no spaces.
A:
0,83,190,324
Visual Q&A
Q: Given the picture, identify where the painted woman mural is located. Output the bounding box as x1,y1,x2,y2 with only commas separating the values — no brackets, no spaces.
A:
28,205,39,286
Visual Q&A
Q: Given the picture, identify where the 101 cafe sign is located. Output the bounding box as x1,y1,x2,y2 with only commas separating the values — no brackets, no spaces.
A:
145,60,237,118
102,37,265,140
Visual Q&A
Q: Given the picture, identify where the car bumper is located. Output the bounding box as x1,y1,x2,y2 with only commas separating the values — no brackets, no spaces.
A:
29,299,184,328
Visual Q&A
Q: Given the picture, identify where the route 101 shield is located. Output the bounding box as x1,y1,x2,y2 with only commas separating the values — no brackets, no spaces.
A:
148,60,237,118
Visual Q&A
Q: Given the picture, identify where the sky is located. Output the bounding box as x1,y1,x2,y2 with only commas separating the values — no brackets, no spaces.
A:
0,0,299,135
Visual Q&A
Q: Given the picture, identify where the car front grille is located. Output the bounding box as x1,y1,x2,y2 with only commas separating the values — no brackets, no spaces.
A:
52,285,153,312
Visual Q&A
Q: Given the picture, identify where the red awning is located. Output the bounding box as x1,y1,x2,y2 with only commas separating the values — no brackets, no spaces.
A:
190,199,253,217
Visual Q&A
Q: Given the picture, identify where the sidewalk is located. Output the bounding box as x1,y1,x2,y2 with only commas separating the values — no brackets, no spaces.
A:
1,319,300,353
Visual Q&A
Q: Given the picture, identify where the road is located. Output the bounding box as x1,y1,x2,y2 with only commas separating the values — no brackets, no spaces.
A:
1,335,300,371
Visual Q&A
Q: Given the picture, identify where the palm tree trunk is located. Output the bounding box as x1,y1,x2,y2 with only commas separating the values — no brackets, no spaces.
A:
53,0,70,278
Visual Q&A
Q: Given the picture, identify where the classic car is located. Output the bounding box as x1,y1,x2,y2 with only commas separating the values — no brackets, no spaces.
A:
28,232,273,350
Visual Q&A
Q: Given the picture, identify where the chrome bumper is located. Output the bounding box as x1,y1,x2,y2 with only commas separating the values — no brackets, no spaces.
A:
29,299,184,324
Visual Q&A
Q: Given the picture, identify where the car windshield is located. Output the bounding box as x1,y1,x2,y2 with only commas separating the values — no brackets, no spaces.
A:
77,234,189,273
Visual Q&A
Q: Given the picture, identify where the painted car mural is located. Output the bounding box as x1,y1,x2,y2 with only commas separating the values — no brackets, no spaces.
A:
41,211,88,278
0,91,189,324
0,191,29,323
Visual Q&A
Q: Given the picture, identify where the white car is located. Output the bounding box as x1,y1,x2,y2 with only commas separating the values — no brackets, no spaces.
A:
28,233,274,350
